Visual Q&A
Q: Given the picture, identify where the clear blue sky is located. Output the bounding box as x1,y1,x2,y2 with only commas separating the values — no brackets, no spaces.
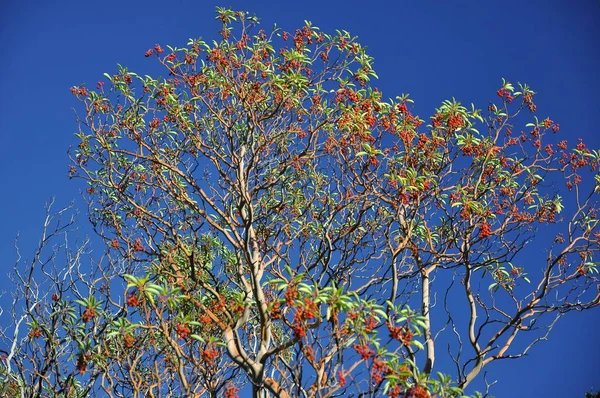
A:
0,0,598,396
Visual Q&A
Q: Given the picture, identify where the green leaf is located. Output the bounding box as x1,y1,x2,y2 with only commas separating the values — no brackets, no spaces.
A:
374,309,388,320
412,340,424,350
413,319,427,330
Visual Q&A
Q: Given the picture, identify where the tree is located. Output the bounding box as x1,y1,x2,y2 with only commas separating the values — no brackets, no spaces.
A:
1,7,599,397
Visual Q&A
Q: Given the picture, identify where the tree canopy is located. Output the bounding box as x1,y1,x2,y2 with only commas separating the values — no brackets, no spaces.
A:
1,8,599,398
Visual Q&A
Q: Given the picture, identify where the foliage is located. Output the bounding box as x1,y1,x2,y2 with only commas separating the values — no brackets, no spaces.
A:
2,8,599,398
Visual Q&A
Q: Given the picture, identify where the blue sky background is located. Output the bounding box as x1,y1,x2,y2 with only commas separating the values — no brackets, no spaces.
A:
0,0,598,396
